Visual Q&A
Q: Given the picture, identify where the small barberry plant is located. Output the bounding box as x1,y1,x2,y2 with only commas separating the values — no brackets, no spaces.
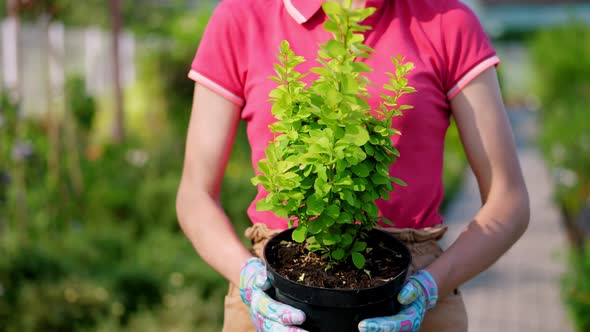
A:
252,1,415,269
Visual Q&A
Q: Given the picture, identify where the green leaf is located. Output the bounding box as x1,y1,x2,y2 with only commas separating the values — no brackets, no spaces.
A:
292,55,307,66
269,121,290,133
342,190,358,207
269,75,282,83
345,145,367,165
352,252,366,269
273,206,290,218
322,233,341,245
352,177,368,191
334,175,353,186
353,241,367,252
325,39,347,57
352,62,373,73
306,194,325,215
374,150,385,162
350,6,376,21
323,20,339,33
251,176,261,186
336,159,347,173
376,163,389,176
280,40,291,53
325,216,337,227
342,76,359,94
351,163,370,177
252,174,271,188
364,202,379,218
338,212,353,224
292,225,308,243
391,177,407,186
357,43,375,53
322,1,343,16
324,88,342,108
325,205,340,219
341,233,353,245
371,173,390,185
301,176,314,188
332,248,345,260
361,190,379,203
355,51,371,59
381,216,395,226
343,125,370,146
379,187,391,200
314,178,333,197
307,243,322,251
299,152,322,164
273,63,286,78
256,198,274,211
374,125,388,135
385,181,394,192
316,164,328,181
308,218,324,235
310,66,331,77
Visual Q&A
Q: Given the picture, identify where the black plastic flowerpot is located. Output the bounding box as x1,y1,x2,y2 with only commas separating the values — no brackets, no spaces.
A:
263,228,412,332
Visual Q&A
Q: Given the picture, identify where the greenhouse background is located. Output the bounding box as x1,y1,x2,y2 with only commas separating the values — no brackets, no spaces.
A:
1,0,589,331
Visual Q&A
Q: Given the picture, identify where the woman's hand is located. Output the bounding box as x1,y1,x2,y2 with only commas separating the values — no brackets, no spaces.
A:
240,258,308,332
358,270,438,332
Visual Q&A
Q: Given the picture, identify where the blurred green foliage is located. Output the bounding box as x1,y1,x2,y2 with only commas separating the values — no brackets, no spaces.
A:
0,222,228,331
10,0,199,36
0,2,467,330
67,76,96,133
563,243,590,332
530,22,590,331
442,120,465,212
530,22,590,219
0,3,252,330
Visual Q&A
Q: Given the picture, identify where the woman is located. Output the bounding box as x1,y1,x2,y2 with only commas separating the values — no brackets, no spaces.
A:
175,0,530,331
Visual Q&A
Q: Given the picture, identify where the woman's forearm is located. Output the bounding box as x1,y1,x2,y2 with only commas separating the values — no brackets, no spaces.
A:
176,184,253,286
426,188,529,297
433,67,530,298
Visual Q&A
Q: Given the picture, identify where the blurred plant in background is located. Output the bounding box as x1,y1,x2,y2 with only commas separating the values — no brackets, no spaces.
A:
0,1,467,330
442,121,465,212
531,22,590,232
562,243,590,332
0,1,242,330
530,21,590,332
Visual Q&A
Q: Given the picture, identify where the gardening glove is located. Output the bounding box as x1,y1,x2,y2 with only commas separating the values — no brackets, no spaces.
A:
239,257,308,332
358,270,438,332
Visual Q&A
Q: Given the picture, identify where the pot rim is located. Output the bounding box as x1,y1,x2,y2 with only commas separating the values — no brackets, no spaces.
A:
263,227,412,293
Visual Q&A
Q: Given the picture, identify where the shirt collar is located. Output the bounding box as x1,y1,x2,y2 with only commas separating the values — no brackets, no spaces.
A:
283,0,383,24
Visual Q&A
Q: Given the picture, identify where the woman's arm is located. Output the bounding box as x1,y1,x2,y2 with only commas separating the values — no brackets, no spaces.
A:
176,83,253,286
426,67,530,297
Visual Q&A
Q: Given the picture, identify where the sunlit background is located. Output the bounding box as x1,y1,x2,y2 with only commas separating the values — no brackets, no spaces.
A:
0,0,589,331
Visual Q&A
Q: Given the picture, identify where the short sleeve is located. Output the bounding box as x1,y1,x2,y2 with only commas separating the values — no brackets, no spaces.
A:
441,2,500,99
188,1,246,106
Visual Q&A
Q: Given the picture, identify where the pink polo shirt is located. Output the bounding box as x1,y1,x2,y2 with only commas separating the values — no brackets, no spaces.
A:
189,0,500,230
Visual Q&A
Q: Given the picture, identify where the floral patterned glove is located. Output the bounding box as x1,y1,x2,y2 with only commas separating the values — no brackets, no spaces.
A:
358,270,439,332
239,257,308,332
